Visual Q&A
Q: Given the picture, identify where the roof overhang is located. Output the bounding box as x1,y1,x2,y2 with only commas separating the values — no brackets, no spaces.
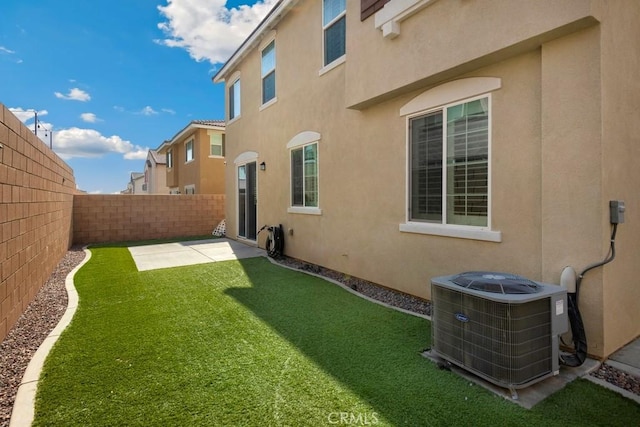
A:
212,0,298,84
164,121,225,148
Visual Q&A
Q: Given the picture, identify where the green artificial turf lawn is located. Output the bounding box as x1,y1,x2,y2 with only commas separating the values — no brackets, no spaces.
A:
33,246,640,426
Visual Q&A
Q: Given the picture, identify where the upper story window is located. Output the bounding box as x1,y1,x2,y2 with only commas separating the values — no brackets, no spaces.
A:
323,0,346,66
209,133,225,157
229,78,241,121
261,40,276,104
185,139,194,163
167,149,173,168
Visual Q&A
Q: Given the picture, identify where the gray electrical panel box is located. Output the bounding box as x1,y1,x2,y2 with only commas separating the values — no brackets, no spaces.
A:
610,200,625,224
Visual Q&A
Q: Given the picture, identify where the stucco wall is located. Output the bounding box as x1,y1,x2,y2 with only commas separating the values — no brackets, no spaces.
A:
0,104,76,341
164,128,225,194
72,194,225,244
219,0,639,358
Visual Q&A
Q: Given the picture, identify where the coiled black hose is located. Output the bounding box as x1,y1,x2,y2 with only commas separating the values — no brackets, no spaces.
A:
258,224,285,258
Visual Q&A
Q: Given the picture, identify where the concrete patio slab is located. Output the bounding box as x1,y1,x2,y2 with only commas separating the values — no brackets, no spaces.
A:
129,238,265,271
610,338,640,371
422,350,600,409
128,242,193,255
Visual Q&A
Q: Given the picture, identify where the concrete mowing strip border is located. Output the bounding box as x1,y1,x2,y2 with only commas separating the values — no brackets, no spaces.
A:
265,257,431,321
9,247,92,427
584,370,640,405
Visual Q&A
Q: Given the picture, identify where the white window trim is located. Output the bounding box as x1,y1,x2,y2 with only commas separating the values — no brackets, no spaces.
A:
208,131,224,158
185,139,195,164
287,131,321,215
322,0,346,69
374,0,440,39
259,96,278,111
318,55,346,76
167,149,173,169
261,38,277,107
400,77,502,243
228,71,241,123
399,222,501,242
288,206,323,215
234,151,258,165
184,184,195,195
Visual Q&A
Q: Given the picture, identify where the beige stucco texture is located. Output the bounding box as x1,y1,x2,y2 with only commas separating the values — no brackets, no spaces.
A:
219,0,640,359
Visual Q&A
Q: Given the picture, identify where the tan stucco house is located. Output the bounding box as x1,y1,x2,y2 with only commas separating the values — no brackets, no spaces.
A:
157,120,226,194
129,172,145,194
143,149,169,194
213,0,640,360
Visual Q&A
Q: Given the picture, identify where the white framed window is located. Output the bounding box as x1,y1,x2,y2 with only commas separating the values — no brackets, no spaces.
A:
287,132,322,215
185,139,194,163
323,0,346,67
184,184,195,195
209,133,225,157
167,149,173,168
408,95,489,226
261,40,276,105
291,143,318,208
229,78,241,121
399,77,501,242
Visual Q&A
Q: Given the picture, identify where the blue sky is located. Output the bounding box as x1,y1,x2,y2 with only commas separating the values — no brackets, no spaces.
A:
0,0,276,193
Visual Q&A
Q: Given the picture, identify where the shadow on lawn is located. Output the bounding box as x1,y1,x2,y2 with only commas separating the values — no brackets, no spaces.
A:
225,257,436,425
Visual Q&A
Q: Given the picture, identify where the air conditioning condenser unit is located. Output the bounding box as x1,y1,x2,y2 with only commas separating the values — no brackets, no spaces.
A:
430,272,568,396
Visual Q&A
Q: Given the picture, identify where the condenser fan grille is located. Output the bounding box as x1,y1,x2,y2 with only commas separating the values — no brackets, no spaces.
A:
431,273,568,392
451,271,543,294
431,285,552,387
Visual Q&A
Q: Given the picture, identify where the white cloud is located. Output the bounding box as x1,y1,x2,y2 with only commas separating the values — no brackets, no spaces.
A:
54,87,91,102
0,46,15,54
124,148,150,160
139,106,158,116
80,112,100,123
9,107,48,123
156,0,278,65
161,108,176,115
53,127,148,160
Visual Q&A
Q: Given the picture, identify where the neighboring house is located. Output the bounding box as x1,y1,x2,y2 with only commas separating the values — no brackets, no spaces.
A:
129,172,146,194
157,120,226,194
144,149,169,194
213,0,640,359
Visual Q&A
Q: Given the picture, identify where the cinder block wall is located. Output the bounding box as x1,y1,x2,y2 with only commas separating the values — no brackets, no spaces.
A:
73,194,225,244
0,104,76,341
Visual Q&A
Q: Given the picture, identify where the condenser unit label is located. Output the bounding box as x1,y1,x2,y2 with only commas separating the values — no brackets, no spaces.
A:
556,299,564,316
455,312,469,323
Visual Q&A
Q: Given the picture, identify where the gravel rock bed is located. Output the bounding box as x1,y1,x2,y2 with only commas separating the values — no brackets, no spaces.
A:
276,255,432,316
591,363,640,396
1,248,638,427
0,247,85,427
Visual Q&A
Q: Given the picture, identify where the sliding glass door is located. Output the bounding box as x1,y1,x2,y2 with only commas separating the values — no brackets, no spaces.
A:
237,162,257,240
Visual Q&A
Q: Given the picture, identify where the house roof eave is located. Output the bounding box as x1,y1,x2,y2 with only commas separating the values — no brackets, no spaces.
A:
212,0,298,84
165,120,225,148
